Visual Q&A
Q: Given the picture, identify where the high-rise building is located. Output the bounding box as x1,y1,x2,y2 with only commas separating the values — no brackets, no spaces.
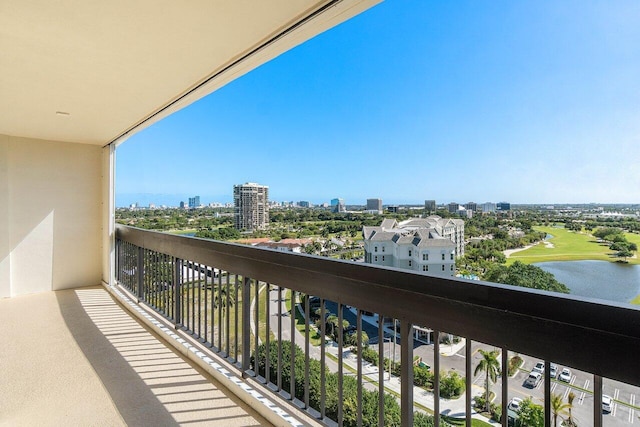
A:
481,202,496,213
298,201,310,208
366,198,382,214
330,198,345,213
424,200,436,213
188,195,200,209
497,202,511,211
233,183,269,231
464,202,477,212
447,202,459,214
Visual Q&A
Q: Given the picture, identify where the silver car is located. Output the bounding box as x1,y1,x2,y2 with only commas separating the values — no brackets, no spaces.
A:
525,372,542,388
559,368,572,382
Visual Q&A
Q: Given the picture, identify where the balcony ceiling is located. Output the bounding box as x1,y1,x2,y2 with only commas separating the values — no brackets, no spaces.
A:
0,0,377,146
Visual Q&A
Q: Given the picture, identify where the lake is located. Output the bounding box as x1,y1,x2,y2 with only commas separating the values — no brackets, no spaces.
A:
534,260,640,303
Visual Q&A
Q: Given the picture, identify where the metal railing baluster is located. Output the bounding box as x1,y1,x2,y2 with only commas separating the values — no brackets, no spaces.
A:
357,308,363,427
241,276,251,375
466,338,472,427
254,280,259,376
338,302,344,427
265,283,271,385
304,293,310,408
545,360,551,427
174,258,181,328
501,348,508,427
278,286,283,392
400,320,413,427
290,290,296,401
434,330,440,427
203,264,208,342
320,297,326,419
594,374,603,427
378,314,384,427
234,275,240,363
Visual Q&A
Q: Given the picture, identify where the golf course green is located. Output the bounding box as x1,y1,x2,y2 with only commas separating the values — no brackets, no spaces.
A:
506,226,639,265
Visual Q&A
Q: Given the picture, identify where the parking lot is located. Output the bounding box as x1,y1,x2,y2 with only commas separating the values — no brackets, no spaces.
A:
311,303,639,425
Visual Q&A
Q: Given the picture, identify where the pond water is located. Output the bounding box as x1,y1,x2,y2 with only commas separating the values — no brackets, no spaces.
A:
534,260,640,303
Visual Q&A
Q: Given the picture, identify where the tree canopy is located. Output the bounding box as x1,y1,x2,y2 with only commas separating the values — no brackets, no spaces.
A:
485,261,570,293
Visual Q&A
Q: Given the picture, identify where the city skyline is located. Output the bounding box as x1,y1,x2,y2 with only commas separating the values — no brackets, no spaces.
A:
116,1,640,206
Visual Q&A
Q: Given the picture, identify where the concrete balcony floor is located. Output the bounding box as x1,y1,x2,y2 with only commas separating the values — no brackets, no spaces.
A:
0,286,271,426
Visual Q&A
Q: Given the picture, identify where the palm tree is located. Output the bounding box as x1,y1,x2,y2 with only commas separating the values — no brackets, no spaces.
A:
551,392,570,427
474,349,501,413
213,281,236,345
565,391,576,426
326,314,339,340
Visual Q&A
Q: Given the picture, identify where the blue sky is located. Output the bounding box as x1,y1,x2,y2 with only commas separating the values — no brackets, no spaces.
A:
116,0,640,207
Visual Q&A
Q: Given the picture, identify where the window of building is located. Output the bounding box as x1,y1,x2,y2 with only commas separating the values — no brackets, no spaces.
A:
442,265,445,271
382,246,385,252
423,253,428,261
375,246,378,252
441,253,445,261
450,265,454,271
423,265,429,271
382,256,385,261
451,253,454,260
409,260,412,267
374,256,378,262
408,249,412,257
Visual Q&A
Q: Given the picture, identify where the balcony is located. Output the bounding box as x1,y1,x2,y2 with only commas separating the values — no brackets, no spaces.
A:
113,224,640,427
0,286,280,426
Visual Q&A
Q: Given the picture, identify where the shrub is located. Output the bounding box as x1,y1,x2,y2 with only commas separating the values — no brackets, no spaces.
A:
440,371,465,399
507,355,523,376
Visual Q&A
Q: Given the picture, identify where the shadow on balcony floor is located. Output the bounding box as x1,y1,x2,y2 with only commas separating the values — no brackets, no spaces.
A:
0,286,271,426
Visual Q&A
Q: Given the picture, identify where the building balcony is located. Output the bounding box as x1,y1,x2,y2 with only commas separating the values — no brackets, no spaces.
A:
0,285,285,426
111,224,640,427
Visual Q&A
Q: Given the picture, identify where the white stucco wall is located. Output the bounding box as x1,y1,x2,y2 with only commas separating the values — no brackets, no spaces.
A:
102,145,114,287
0,135,9,297
0,134,102,297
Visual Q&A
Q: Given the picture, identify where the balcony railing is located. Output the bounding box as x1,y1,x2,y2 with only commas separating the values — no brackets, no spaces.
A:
115,224,640,427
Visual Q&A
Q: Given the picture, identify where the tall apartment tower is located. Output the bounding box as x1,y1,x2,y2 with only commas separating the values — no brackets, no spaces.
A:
331,198,345,213
233,183,269,231
464,202,477,212
188,195,200,209
425,200,436,213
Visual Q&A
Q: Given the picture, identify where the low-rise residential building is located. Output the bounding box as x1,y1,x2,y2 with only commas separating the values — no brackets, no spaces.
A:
362,216,465,277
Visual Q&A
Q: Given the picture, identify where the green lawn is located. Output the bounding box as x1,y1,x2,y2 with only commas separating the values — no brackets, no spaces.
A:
506,226,639,265
167,229,197,235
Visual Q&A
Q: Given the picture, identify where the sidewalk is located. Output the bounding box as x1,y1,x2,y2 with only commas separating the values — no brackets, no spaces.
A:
259,289,495,424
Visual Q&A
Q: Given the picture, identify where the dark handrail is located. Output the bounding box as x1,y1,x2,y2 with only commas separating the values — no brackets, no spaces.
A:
116,224,640,387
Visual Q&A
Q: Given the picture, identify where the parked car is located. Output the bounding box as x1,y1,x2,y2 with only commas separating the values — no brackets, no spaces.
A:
559,368,572,382
550,363,558,378
508,397,523,411
532,362,545,374
525,372,542,388
602,395,613,413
